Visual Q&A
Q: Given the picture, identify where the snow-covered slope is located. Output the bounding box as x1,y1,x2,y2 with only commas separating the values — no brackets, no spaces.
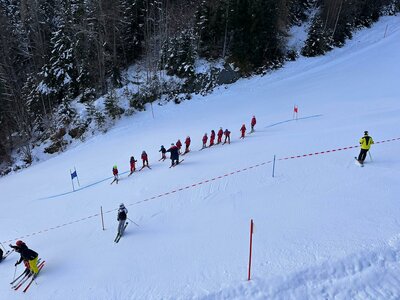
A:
1,15,400,300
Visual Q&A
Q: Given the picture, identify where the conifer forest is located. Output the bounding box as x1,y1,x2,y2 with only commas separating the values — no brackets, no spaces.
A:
0,0,398,172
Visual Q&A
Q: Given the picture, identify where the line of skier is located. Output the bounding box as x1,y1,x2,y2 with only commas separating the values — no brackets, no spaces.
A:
111,115,257,181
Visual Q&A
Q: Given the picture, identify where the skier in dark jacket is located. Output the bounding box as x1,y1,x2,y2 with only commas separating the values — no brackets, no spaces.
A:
129,156,137,174
167,143,180,167
0,248,3,261
10,241,39,275
159,145,167,161
223,129,231,144
117,203,128,235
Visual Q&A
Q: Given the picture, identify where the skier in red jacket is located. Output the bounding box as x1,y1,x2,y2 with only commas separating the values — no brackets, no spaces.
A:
184,136,191,154
202,133,208,149
209,130,216,147
217,127,223,144
223,129,231,144
112,165,119,184
176,139,182,154
250,116,256,133
240,124,246,139
140,151,151,170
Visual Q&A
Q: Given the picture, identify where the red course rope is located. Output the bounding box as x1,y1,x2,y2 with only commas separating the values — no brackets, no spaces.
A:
3,137,399,243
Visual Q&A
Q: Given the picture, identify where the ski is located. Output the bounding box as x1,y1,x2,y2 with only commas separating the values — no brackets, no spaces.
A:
13,260,45,291
158,157,166,161
115,222,129,243
139,165,152,171
11,270,31,289
22,262,45,293
354,157,364,167
1,249,14,262
10,269,29,286
114,232,120,243
10,258,42,286
110,178,119,185
169,159,184,168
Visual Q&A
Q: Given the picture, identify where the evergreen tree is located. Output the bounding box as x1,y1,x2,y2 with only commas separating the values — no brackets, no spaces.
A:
195,0,228,58
104,90,124,119
162,29,197,78
301,13,334,57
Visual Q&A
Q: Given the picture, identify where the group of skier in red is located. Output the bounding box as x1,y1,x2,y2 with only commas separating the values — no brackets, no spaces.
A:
111,116,257,182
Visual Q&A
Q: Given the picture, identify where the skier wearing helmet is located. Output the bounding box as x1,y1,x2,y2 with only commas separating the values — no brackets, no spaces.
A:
176,139,182,154
117,204,128,236
209,130,216,147
357,131,374,164
112,165,119,184
184,136,191,154
217,128,223,144
159,145,167,161
202,133,208,149
240,124,246,139
10,241,39,275
167,143,180,167
250,116,257,133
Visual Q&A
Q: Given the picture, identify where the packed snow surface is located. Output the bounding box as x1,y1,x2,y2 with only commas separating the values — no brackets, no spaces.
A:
1,16,400,300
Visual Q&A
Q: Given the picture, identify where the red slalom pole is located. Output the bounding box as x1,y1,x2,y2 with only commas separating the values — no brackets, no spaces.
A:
247,219,254,281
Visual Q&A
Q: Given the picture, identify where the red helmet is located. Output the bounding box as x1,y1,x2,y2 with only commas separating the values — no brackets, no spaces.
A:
16,240,25,247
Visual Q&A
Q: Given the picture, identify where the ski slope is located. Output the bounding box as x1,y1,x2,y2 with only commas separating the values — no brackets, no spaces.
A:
1,15,400,299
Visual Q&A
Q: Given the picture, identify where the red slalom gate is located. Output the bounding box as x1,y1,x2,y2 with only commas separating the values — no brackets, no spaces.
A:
248,219,254,281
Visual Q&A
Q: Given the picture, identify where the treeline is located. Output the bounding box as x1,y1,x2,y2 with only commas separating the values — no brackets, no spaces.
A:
0,0,398,168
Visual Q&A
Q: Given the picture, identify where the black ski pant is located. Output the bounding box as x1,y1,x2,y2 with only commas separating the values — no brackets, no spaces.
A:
118,219,126,235
171,158,179,166
358,149,368,162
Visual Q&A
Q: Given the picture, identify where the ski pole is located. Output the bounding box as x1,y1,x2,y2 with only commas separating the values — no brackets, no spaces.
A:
127,218,140,227
368,151,372,162
13,265,17,281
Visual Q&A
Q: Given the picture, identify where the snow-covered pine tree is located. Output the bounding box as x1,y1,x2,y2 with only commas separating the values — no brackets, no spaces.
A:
119,0,145,64
162,29,197,78
194,0,228,58
36,4,78,106
104,90,124,119
301,13,334,57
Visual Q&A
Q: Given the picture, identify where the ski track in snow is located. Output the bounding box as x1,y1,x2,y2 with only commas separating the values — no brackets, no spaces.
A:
203,241,400,300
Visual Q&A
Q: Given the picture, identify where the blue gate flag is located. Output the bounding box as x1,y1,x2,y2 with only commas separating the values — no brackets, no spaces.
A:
71,170,78,180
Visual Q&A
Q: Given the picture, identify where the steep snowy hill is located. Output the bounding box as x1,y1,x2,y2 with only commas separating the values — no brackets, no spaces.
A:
1,15,400,300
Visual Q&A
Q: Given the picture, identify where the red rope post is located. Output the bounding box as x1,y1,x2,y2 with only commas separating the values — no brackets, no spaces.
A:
247,219,254,281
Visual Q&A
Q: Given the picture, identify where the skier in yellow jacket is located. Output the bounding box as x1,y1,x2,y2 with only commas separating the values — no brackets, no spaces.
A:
357,131,374,164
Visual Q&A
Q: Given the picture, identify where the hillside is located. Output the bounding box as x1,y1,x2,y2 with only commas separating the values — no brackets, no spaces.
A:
0,15,400,300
